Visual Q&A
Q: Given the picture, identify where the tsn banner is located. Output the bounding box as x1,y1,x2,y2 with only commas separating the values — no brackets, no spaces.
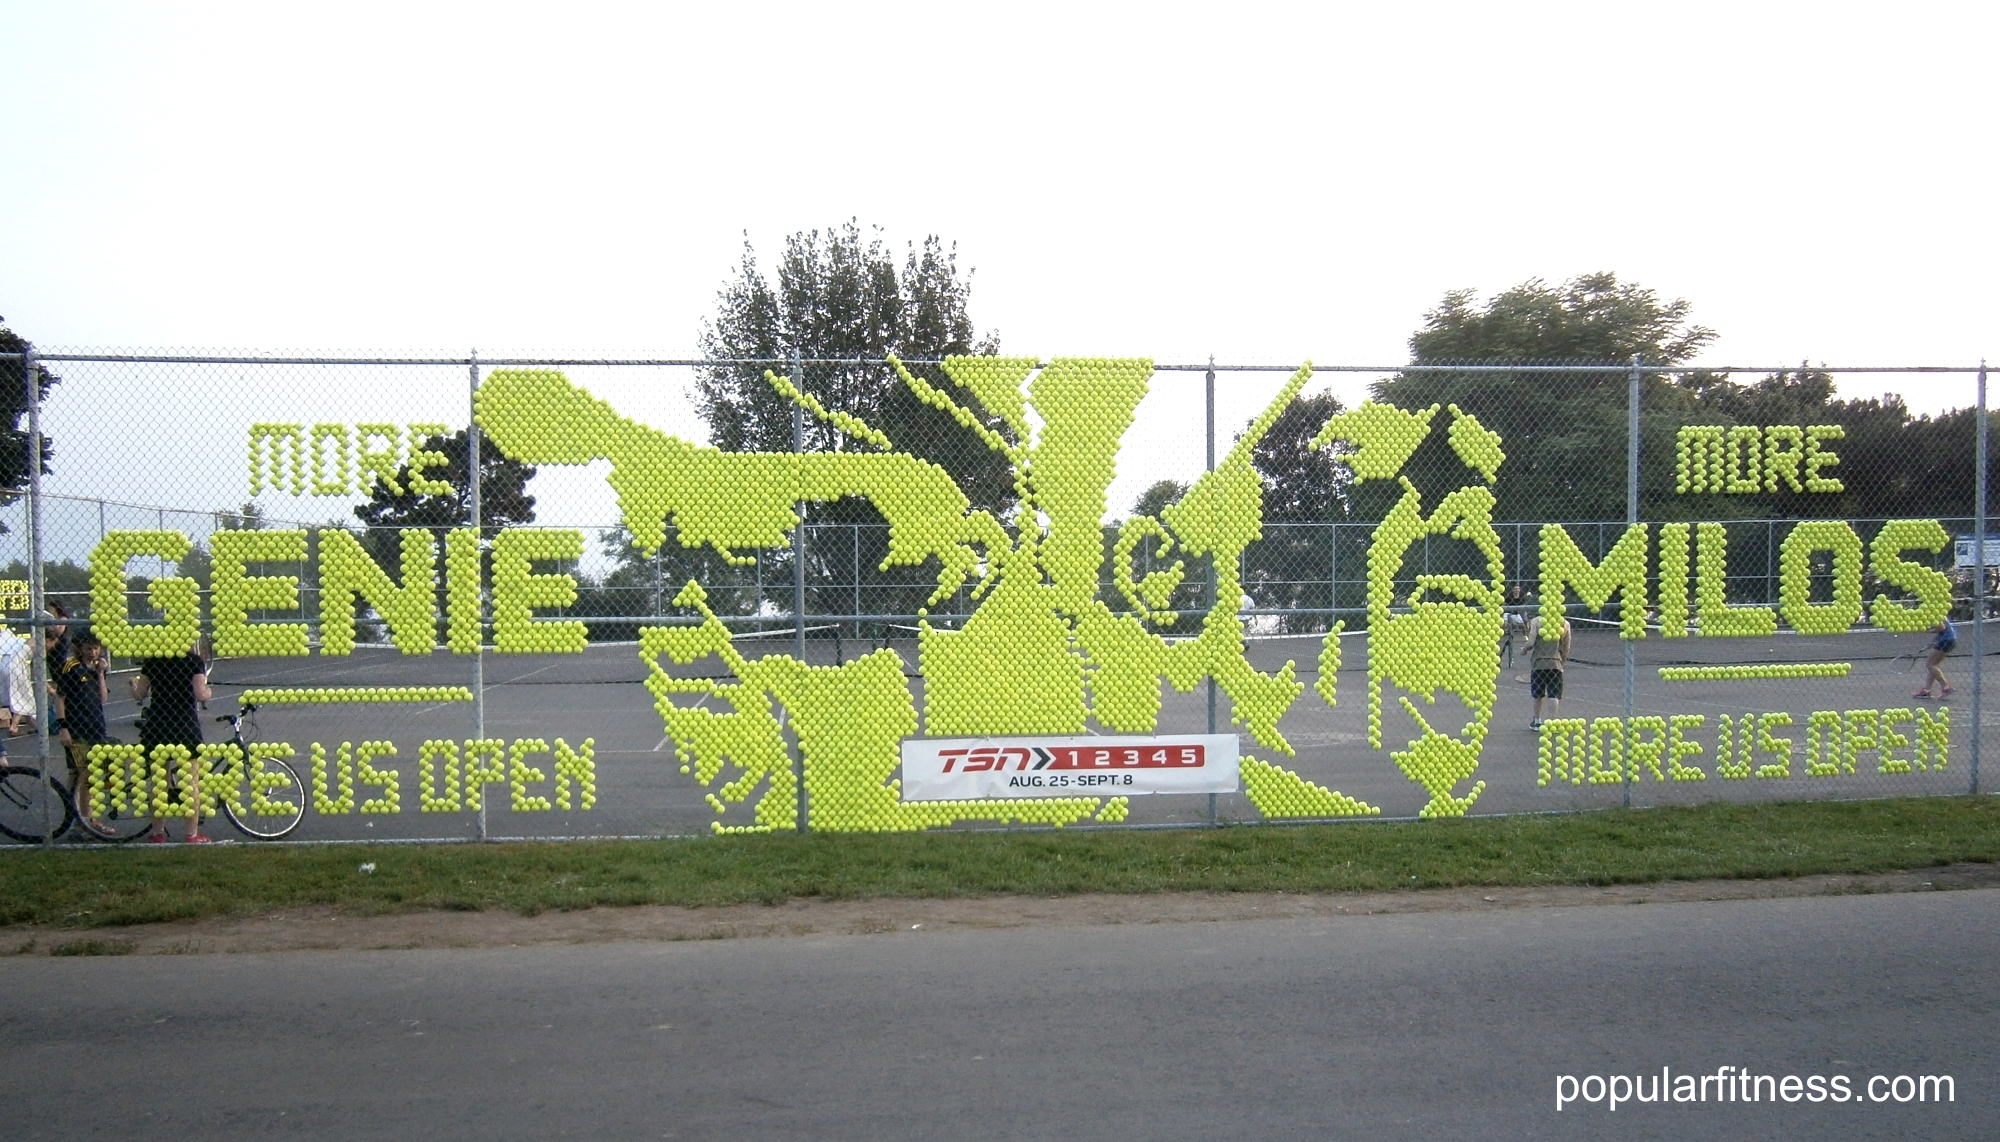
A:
900,735,1240,801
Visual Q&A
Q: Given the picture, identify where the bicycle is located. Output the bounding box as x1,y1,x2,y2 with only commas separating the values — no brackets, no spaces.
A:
67,702,307,842
0,755,76,843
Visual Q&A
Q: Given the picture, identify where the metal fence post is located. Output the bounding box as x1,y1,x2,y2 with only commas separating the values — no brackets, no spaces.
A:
1205,358,1218,827
792,349,808,832
24,348,53,844
1973,360,1987,796
470,349,486,841
1622,356,1639,808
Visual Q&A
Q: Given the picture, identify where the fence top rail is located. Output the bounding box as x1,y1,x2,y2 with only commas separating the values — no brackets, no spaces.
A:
10,351,1990,374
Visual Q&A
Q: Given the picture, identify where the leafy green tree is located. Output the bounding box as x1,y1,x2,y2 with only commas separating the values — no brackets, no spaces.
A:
1370,272,1718,523
1131,479,1189,520
603,223,1009,628
353,427,537,543
1665,367,1992,522
695,220,1008,510
0,320,61,525
1243,390,1353,630
1,559,88,607
351,428,537,641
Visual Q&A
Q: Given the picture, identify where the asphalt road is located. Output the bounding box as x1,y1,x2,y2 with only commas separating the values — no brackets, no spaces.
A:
5,888,1994,1140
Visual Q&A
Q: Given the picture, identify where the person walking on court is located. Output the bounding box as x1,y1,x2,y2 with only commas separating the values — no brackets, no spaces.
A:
1526,610,1572,729
1913,616,1957,700
132,636,213,843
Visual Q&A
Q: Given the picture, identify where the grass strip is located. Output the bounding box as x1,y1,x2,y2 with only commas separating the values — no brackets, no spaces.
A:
4,796,1996,930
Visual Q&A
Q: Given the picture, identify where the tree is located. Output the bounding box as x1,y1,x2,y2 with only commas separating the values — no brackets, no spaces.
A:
214,503,266,532
1243,390,1352,630
694,220,1009,510
1661,367,1990,523
353,427,537,542
1130,479,1187,520
600,223,1008,625
351,428,537,640
0,319,61,525
1359,274,1995,623
1370,273,1719,523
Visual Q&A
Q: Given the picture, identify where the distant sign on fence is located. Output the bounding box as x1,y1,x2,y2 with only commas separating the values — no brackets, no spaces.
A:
1953,536,2000,568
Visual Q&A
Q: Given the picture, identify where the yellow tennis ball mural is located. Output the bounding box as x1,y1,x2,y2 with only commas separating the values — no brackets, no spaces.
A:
473,358,1531,831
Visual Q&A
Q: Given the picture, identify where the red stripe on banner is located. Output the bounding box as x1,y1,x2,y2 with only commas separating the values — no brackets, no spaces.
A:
1048,745,1206,770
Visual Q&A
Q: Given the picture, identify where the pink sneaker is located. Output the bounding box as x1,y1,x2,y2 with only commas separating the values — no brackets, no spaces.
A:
145,832,170,844
183,833,213,844
1912,689,1933,699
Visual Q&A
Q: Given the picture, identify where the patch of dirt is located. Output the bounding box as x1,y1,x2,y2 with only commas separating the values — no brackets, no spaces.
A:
10,864,1997,956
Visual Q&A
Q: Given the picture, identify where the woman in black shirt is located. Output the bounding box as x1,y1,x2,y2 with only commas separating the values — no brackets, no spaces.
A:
134,648,211,750
132,640,213,843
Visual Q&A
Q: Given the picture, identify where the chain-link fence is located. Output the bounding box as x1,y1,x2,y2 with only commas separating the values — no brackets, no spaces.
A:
0,351,1988,843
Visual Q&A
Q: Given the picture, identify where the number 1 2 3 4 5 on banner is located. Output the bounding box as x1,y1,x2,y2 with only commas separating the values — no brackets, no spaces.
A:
900,735,1240,800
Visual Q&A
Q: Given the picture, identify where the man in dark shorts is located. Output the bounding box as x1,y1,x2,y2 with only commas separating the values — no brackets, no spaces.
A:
1526,612,1572,729
132,638,213,843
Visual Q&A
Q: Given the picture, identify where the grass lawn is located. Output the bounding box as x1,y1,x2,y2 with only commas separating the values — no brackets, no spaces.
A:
3,796,1996,930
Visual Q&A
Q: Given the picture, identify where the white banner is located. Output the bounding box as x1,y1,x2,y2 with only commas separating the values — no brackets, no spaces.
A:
900,735,1240,801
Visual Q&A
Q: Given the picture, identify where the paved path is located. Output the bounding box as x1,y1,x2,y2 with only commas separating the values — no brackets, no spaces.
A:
5,888,1994,1140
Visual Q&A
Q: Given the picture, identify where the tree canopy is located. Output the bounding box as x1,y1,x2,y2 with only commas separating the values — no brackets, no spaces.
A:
594,223,1011,624
0,320,60,511
1364,272,1991,523
1369,273,1717,521
353,427,537,542
694,220,1010,513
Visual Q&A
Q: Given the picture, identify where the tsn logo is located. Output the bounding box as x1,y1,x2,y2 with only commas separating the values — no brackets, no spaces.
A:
938,747,1038,773
933,744,1211,772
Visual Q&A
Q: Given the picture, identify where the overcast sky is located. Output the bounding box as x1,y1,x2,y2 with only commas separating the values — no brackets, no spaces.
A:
2,2,1995,532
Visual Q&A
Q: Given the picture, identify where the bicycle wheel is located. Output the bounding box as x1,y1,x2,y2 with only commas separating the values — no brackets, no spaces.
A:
0,766,77,843
70,778,154,842
224,756,306,839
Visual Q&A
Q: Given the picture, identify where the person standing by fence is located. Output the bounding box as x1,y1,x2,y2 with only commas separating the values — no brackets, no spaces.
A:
1526,611,1571,730
54,629,110,830
132,638,214,843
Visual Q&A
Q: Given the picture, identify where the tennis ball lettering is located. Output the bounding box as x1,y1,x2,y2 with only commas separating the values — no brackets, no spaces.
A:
90,526,585,658
1536,707,1948,785
258,738,595,815
247,422,455,497
1675,424,1845,494
1539,518,1949,640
